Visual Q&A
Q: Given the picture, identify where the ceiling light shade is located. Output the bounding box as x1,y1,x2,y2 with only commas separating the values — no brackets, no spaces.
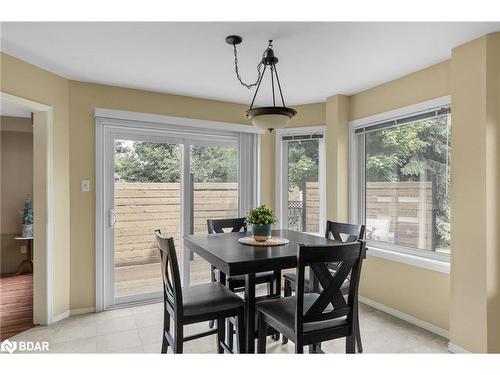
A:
246,106,297,130
226,36,297,132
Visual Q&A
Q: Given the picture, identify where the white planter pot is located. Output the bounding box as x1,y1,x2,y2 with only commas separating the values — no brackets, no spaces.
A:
22,224,33,238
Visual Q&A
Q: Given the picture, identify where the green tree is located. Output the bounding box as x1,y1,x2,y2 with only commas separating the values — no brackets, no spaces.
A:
114,142,237,183
115,142,181,182
287,140,319,191
190,146,237,183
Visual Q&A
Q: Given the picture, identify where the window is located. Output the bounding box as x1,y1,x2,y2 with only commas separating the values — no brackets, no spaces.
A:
276,127,326,234
350,98,451,260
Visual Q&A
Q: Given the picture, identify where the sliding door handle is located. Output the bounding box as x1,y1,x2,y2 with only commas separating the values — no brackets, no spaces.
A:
109,208,116,227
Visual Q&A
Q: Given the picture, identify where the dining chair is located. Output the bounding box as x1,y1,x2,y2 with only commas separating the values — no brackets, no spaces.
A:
207,218,276,295
282,221,365,352
257,241,366,354
155,230,246,354
207,217,280,348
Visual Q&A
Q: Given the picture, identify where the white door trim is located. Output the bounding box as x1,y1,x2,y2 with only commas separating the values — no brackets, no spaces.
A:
1,92,54,325
95,108,263,134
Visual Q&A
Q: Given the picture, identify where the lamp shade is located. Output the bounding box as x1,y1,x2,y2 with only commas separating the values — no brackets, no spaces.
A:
246,106,297,131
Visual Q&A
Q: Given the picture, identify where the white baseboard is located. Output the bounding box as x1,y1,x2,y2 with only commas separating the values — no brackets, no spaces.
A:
447,342,471,353
358,296,449,339
70,307,95,316
51,307,95,324
51,310,70,323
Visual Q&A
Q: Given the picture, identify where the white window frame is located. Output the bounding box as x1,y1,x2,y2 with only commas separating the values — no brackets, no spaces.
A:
95,109,260,311
275,126,326,235
349,96,451,274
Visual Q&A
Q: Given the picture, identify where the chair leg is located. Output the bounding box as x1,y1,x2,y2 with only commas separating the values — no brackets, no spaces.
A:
173,322,183,354
209,266,217,329
161,311,171,353
284,279,292,297
235,308,246,354
269,271,281,341
227,320,234,351
267,279,273,296
295,340,304,354
346,335,355,354
257,312,267,354
355,302,363,353
282,279,292,344
217,318,225,354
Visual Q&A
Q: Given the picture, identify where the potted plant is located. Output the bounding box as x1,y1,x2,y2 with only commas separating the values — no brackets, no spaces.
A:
20,195,33,238
246,205,276,242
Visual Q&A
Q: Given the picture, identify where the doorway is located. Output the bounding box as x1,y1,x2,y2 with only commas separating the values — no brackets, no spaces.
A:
0,92,54,337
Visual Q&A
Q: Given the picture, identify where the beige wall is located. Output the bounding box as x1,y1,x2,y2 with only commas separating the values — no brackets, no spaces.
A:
349,60,451,120
332,61,452,331
0,53,70,316
449,33,500,353
487,32,500,353
1,116,33,274
325,95,349,221
69,81,248,309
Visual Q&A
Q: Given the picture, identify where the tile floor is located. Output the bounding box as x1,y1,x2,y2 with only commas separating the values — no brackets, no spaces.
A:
8,302,449,354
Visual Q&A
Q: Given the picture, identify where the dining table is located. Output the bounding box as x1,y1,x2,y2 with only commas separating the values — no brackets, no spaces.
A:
183,229,338,353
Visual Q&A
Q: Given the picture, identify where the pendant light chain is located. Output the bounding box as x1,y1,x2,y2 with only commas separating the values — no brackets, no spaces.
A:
249,65,267,110
232,40,272,89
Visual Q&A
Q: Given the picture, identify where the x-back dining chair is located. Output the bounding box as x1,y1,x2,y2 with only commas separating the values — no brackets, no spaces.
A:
257,241,366,354
155,230,246,354
282,221,365,352
206,218,280,348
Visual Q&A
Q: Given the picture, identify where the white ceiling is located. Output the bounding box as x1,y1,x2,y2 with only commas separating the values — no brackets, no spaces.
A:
1,99,31,118
1,22,499,105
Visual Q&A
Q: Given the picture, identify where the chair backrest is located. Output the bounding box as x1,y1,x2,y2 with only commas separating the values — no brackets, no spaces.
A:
294,241,366,335
207,217,247,234
325,221,365,242
155,230,183,318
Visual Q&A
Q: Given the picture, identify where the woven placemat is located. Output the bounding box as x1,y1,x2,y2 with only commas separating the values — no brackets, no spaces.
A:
238,236,290,247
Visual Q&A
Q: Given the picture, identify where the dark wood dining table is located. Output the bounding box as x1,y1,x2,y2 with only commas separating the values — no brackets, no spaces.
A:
183,229,338,353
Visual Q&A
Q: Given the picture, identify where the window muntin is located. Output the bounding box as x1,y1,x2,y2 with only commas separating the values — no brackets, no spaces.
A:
354,108,451,257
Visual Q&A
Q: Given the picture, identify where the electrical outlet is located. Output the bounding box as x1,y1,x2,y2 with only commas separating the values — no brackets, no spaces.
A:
20,245,27,254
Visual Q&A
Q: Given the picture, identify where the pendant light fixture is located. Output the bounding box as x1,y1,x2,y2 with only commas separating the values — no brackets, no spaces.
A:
226,35,297,132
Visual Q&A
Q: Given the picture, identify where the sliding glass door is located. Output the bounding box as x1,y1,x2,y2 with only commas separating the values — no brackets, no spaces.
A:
97,121,253,310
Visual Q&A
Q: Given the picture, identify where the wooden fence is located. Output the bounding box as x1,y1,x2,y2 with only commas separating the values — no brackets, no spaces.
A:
295,181,434,249
114,180,435,267
304,182,320,233
114,182,238,267
287,182,320,232
365,181,434,250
